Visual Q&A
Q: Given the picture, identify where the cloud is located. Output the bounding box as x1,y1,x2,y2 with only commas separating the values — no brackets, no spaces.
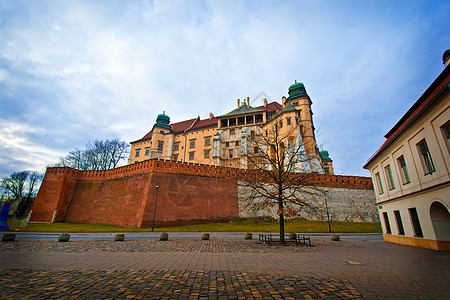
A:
0,0,449,178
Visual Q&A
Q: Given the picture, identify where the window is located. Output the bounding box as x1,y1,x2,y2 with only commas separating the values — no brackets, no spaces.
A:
225,141,229,147
173,154,178,161
417,139,435,174
144,147,150,156
160,130,164,134
397,155,410,184
279,120,283,128
287,118,292,125
383,212,391,234
173,142,180,151
384,165,395,190
204,149,210,159
230,129,235,135
250,130,255,140
408,208,423,237
235,141,240,146
441,122,450,154
394,210,405,235
254,147,258,154
375,172,384,195
135,149,141,157
292,102,298,106
157,141,163,152
189,152,195,160
204,137,211,146
324,167,329,174
189,139,196,149
229,149,233,159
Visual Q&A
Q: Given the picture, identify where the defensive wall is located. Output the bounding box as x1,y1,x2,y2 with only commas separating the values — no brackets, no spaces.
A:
31,159,377,227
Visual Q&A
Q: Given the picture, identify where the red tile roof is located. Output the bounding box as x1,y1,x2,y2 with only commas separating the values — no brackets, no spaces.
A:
255,101,282,113
171,118,198,133
364,66,450,168
190,117,218,131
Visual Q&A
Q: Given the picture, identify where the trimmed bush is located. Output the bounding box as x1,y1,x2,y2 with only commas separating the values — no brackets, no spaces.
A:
244,232,252,239
331,234,340,241
201,232,210,240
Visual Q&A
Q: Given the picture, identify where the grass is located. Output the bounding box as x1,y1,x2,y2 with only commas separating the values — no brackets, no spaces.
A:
16,219,381,233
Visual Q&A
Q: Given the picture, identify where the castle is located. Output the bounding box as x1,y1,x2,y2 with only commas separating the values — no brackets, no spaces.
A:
129,81,334,174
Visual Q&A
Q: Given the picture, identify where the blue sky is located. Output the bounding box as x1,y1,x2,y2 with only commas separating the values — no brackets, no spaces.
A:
0,0,449,178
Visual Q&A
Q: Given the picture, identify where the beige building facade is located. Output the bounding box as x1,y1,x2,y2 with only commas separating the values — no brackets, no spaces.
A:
129,82,325,172
364,51,450,251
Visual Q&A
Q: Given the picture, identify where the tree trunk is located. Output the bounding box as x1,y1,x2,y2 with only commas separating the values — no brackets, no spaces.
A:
279,197,285,245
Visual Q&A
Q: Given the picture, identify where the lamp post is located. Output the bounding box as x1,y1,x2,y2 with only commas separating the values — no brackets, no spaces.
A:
151,186,159,232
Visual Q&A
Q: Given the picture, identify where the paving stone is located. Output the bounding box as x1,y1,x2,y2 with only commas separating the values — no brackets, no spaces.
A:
0,238,449,299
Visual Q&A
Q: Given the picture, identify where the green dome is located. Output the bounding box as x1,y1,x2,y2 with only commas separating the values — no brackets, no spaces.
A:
154,112,171,130
156,112,170,125
320,150,332,161
288,80,308,99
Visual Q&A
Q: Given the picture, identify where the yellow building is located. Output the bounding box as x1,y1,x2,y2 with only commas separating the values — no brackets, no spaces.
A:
129,82,324,172
320,150,334,175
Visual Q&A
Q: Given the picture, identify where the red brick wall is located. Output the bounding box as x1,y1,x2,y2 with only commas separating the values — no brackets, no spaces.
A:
140,172,238,227
31,159,372,227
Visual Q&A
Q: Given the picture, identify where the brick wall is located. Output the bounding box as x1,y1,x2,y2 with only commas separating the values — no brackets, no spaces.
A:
31,158,375,227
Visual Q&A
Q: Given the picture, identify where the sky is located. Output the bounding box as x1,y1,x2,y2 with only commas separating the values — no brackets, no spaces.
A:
0,0,449,178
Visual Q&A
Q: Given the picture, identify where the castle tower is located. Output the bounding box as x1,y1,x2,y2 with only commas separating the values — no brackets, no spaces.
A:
286,81,321,162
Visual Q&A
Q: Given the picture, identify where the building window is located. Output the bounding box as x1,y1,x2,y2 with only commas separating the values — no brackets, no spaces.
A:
204,149,210,159
157,141,164,152
384,165,395,190
235,141,240,146
375,172,384,195
254,147,258,154
441,122,450,154
417,139,435,175
189,152,195,160
394,210,405,235
250,130,255,140
173,142,180,151
397,155,410,184
292,102,298,106
383,212,391,234
324,167,329,174
144,147,150,156
204,137,211,146
230,129,235,135
229,149,233,159
280,120,283,128
287,118,292,125
408,207,423,237
225,141,229,147
173,154,178,161
135,149,141,157
189,139,196,149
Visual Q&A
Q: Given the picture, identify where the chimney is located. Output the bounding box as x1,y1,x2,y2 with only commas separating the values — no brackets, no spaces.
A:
264,98,267,107
209,112,214,120
282,96,287,107
237,99,240,109
247,97,250,108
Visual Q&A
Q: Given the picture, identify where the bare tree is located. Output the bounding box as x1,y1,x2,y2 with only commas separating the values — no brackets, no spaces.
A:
239,121,325,244
1,171,44,216
54,138,129,170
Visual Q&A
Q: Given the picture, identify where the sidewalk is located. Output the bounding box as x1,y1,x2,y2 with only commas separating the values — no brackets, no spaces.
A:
1,236,449,299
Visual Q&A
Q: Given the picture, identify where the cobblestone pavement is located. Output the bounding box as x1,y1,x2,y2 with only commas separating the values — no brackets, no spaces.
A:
0,238,449,299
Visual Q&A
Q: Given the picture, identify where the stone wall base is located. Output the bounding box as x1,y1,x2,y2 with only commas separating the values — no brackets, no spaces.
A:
383,234,450,251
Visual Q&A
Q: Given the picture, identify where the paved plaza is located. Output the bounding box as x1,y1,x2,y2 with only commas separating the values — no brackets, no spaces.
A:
0,234,449,299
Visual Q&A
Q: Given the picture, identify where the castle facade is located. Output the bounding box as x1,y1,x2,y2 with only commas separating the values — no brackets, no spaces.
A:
128,81,333,173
